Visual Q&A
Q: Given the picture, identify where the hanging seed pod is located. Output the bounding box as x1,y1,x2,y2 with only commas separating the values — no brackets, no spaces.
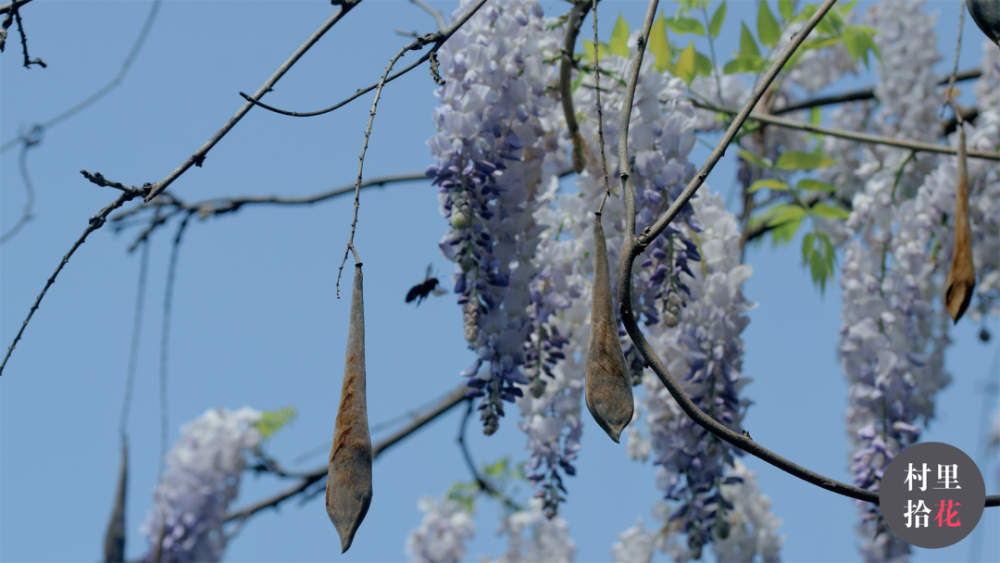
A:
945,125,976,323
326,263,373,553
103,439,127,563
585,214,634,443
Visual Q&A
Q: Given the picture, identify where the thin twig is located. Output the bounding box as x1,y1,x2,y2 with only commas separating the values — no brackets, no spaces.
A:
0,0,161,153
118,237,151,438
945,2,966,128
159,213,192,474
771,68,982,115
237,0,488,120
223,384,468,523
614,0,659,202
0,137,38,244
690,99,1000,162
593,0,611,215
0,182,148,376
335,37,433,297
0,0,32,15
457,399,522,511
143,0,363,202
13,5,44,68
617,0,895,505
410,0,446,32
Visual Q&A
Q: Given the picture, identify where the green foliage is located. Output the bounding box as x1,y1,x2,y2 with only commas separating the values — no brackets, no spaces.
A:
809,106,821,126
444,457,526,514
695,51,713,76
709,0,726,37
811,202,851,219
665,14,705,36
254,406,296,438
798,178,836,192
757,1,781,47
776,151,836,170
739,22,761,58
676,42,698,84
801,231,836,293
748,178,789,193
581,39,610,62
610,13,630,57
841,25,882,68
779,0,796,21
649,11,673,72
737,149,774,170
724,55,766,74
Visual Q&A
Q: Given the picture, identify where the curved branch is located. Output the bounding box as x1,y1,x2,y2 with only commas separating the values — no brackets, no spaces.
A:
0,181,148,376
560,0,591,174
690,99,1000,161
616,0,888,504
237,0,489,120
143,0,363,202
223,384,468,524
771,68,982,115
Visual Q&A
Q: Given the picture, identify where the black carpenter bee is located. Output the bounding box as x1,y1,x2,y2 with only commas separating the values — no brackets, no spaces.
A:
406,265,446,306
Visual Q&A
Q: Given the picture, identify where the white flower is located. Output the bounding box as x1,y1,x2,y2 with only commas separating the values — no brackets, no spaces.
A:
406,496,476,563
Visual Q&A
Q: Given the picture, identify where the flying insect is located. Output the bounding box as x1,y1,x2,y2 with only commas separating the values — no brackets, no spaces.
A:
406,265,446,306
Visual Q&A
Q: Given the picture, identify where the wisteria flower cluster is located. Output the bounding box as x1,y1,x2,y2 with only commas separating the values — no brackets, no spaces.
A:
426,0,566,436
405,496,476,563
139,408,263,563
628,191,762,561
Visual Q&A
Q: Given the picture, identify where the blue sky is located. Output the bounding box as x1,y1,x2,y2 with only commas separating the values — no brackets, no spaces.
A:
1,1,997,562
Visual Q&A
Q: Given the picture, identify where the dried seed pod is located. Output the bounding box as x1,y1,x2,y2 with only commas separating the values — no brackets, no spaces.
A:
103,439,127,563
945,125,976,323
571,131,587,174
326,263,373,553
585,214,634,443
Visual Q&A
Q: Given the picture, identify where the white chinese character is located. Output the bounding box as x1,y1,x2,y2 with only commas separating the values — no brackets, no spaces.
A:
904,499,932,528
935,464,961,490
904,462,930,491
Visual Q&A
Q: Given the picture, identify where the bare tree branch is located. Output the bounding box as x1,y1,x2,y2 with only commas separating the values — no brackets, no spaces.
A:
0,0,33,15
410,0,446,32
771,68,982,115
690,99,1000,161
0,135,39,244
456,398,522,511
223,384,468,524
237,0,488,120
143,0,363,202
0,0,162,153
0,179,148,376
560,0,592,174
12,4,44,67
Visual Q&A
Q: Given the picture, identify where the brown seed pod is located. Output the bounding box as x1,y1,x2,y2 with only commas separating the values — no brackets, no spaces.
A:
103,439,127,563
326,263,373,553
945,125,976,323
585,214,634,443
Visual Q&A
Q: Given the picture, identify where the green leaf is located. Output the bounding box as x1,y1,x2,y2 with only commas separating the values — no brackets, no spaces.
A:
757,1,781,47
255,406,296,439
810,251,827,292
771,215,803,244
801,231,816,264
665,15,705,35
583,40,596,62
748,178,789,193
768,204,806,226
798,178,836,192
649,12,672,72
809,106,821,126
811,202,851,219
723,54,765,74
737,149,774,170
483,457,509,478
779,0,795,21
610,13,631,57
446,481,479,513
776,151,836,170
695,51,713,76
571,72,584,93
839,0,859,15
740,23,760,58
675,42,698,84
800,36,842,52
709,0,726,37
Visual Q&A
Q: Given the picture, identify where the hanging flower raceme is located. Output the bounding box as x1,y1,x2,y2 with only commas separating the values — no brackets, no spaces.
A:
516,30,702,516
425,0,565,436
405,496,476,563
140,408,263,563
482,498,576,563
627,192,760,562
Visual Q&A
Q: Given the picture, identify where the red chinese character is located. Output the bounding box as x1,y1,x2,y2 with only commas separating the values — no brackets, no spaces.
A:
934,500,961,527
